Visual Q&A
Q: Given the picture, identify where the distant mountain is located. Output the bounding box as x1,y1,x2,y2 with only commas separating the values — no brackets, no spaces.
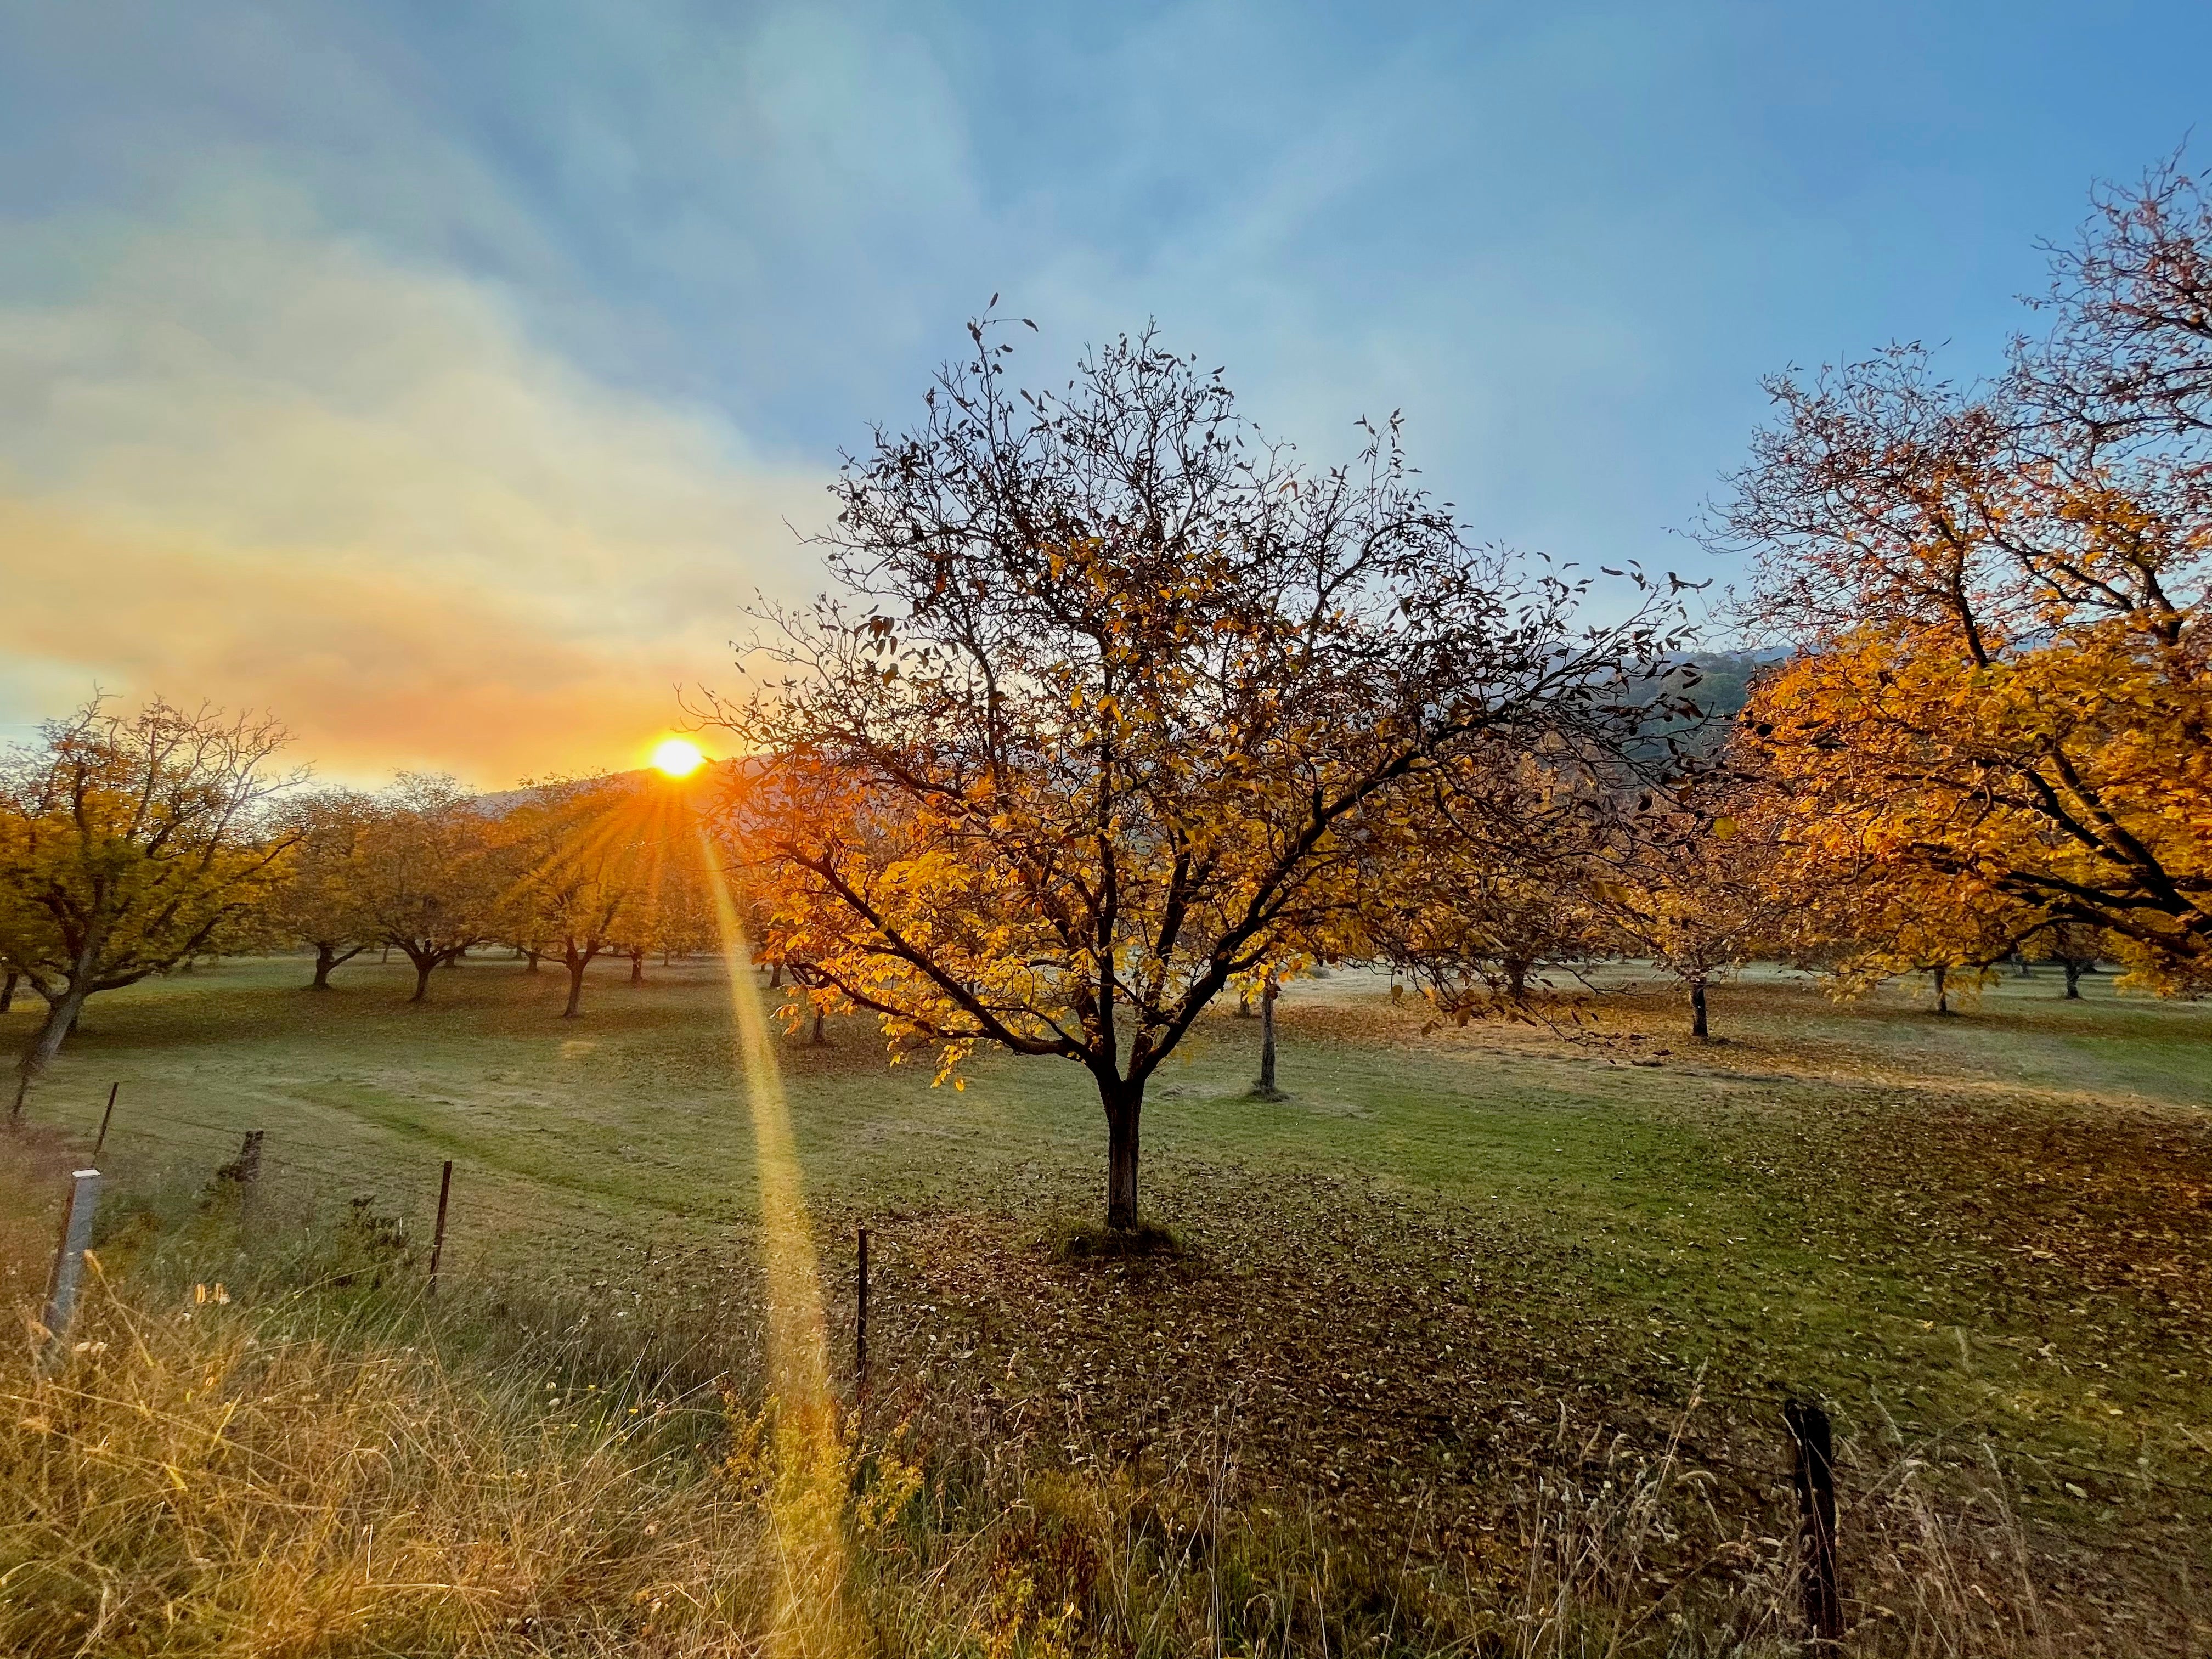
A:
1622,648,1785,761
1666,650,1773,724
473,757,743,814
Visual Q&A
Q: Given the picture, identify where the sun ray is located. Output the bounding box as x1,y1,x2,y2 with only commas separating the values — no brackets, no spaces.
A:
697,824,853,1657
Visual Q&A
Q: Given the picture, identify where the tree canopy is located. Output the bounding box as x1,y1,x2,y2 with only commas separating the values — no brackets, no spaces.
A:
351,774,511,1004
268,788,383,990
1,696,298,1115
715,321,1686,1229
1723,159,2212,996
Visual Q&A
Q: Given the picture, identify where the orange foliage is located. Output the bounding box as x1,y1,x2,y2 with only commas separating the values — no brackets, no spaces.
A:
1724,161,2212,996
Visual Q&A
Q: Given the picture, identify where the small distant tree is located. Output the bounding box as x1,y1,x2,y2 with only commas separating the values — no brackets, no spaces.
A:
1372,853,1598,1015
506,777,650,1018
1750,771,2047,1015
715,322,1684,1232
270,788,382,989
1585,775,1788,1040
354,775,506,1003
648,860,718,966
2034,918,2108,998
0,696,299,1116
1830,876,2039,1015
1359,751,1613,1023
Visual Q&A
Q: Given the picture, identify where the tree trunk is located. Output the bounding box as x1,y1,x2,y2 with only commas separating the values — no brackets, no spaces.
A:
1690,975,1709,1040
312,944,337,990
381,943,391,964
768,961,783,990
1,971,14,1013
2015,954,2033,978
1254,974,1280,1096
1931,963,1950,1014
1105,1087,1141,1231
410,956,438,1003
810,1006,827,1046
11,984,87,1122
629,950,644,984
2064,959,2083,999
1506,958,1530,1000
1235,990,1252,1018
563,955,586,1018
524,949,542,974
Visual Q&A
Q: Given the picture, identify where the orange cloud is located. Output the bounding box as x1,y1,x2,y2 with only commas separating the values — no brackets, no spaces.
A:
0,497,737,783
0,207,829,786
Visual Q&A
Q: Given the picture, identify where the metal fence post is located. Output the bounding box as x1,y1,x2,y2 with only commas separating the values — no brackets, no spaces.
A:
93,1082,119,1158
40,1169,101,1367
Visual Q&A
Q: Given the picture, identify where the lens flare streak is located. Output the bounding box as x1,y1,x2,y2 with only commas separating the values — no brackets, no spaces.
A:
699,828,853,1657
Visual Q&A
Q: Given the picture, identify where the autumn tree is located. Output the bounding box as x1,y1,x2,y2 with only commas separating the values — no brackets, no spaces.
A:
646,856,718,966
353,774,507,1003
1720,159,2212,996
714,321,1684,1231
269,788,383,989
2031,918,2108,999
1758,776,2051,1014
505,776,665,1018
1584,774,1789,1039
1361,755,1612,1019
0,696,299,1116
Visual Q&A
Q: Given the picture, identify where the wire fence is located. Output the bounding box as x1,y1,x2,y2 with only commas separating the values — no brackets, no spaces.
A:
25,1090,2212,1531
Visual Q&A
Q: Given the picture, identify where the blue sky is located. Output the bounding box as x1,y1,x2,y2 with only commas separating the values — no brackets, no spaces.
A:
2,1,2206,780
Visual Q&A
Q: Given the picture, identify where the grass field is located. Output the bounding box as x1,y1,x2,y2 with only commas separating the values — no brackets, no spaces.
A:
7,951,2211,1651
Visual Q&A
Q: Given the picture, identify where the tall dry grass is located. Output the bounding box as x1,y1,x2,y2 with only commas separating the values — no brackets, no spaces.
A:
2,1182,2190,1657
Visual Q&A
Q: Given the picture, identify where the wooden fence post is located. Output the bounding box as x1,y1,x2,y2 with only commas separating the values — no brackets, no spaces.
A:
40,1169,101,1367
427,1159,453,1296
1255,972,1281,1096
1785,1397,1843,1646
234,1129,264,1229
93,1082,119,1158
856,1225,871,1409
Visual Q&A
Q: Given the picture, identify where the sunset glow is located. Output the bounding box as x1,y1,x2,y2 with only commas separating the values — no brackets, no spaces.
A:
651,737,707,778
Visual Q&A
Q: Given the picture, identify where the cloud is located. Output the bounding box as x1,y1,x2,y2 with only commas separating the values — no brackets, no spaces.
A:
0,199,830,785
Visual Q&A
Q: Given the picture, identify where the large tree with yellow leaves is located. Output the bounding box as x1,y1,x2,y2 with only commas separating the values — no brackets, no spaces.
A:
2,697,299,1118
1723,160,2212,996
714,322,1685,1231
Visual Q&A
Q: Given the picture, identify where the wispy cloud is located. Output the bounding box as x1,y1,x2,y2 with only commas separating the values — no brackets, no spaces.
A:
0,200,826,784
4,0,2208,777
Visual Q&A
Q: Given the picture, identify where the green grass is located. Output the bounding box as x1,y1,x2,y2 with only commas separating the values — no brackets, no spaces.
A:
8,951,2211,1647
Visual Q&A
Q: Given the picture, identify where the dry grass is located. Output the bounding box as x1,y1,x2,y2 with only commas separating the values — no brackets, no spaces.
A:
8,952,2210,1656
7,1271,772,1653
6,1200,2183,1659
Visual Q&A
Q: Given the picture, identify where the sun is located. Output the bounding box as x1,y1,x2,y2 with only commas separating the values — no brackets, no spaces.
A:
650,736,707,778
